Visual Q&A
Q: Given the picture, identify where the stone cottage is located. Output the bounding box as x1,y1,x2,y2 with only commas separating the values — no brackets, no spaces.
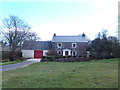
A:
52,33,90,57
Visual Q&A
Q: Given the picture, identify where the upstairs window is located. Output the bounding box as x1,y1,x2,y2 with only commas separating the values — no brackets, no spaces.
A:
72,43,77,48
57,43,62,48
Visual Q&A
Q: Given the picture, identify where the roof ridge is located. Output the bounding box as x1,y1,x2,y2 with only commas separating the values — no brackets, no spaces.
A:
54,35,82,37
37,41,51,42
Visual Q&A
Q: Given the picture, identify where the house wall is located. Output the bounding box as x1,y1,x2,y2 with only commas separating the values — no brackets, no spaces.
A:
22,50,34,58
43,50,49,56
52,42,88,56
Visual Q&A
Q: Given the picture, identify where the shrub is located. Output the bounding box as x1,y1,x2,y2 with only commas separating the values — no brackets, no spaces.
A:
68,56,72,58
2,51,10,60
54,56,62,59
63,56,66,58
2,50,22,61
2,59,9,62
79,55,82,57
42,56,46,58
16,50,22,59
72,56,76,58
46,50,58,56
41,55,93,62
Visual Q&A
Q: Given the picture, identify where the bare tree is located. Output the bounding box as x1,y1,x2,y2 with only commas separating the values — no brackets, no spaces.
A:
0,15,40,60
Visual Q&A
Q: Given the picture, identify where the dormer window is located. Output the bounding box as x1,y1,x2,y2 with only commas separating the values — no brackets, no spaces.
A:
72,43,77,48
57,43,62,48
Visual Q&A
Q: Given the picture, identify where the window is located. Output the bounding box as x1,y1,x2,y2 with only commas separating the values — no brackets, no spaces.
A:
72,51,77,56
57,43,62,48
72,43,77,48
57,50,62,55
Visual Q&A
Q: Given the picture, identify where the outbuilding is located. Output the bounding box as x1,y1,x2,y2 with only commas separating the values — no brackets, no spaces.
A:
22,41,52,59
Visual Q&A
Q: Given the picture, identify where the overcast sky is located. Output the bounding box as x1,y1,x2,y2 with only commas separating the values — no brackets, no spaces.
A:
0,0,119,41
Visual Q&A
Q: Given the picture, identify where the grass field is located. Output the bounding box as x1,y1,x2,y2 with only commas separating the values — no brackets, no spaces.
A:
2,58,118,88
0,59,27,66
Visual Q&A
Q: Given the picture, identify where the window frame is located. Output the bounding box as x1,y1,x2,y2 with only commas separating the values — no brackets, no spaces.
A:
72,43,77,48
72,51,77,56
57,43,62,48
57,50,62,55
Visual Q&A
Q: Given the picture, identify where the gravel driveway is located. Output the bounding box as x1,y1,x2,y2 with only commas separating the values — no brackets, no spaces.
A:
0,59,41,72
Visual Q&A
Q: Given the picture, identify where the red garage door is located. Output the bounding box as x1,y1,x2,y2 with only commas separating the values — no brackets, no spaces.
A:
34,50,43,58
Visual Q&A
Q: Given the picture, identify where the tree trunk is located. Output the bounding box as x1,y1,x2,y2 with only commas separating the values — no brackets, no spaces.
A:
9,51,16,61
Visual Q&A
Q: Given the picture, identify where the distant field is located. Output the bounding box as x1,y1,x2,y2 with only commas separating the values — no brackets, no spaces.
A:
2,58,118,88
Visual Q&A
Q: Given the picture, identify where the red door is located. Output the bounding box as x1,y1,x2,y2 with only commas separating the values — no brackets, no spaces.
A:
34,50,43,58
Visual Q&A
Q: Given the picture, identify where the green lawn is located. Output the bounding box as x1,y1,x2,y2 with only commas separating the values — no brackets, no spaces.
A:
0,59,27,66
2,58,118,88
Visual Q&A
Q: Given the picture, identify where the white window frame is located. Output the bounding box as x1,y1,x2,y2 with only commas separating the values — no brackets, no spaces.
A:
72,51,77,56
57,50,62,55
72,43,77,48
57,43,62,48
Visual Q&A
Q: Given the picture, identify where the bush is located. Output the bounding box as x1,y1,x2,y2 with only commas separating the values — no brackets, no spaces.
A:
42,56,46,58
16,50,22,59
41,55,93,62
72,56,76,58
2,51,10,60
41,56,54,61
46,50,58,56
41,56,67,62
2,59,9,62
2,50,22,61
63,56,66,58
68,56,72,58
53,56,62,59
79,55,82,57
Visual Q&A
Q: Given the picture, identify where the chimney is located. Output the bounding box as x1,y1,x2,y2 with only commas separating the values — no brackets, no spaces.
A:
82,33,85,37
53,33,56,36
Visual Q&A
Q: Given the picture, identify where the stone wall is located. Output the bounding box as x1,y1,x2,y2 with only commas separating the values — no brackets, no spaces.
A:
52,42,88,56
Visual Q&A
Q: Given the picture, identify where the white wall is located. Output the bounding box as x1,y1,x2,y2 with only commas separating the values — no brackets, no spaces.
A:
43,50,49,56
22,50,34,58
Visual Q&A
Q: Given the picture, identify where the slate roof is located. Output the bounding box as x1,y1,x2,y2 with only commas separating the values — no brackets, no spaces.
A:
52,36,90,42
22,41,52,50
34,41,52,50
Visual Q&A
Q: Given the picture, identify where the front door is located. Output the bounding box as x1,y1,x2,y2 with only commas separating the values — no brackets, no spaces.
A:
65,51,69,56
